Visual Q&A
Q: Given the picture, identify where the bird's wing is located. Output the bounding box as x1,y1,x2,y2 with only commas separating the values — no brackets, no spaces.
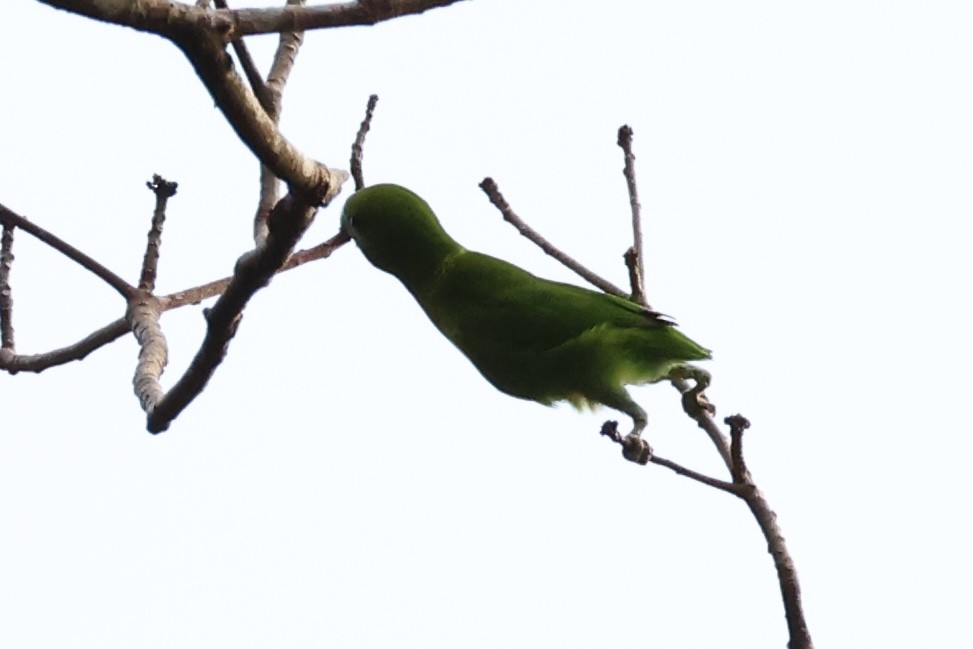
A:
420,250,670,352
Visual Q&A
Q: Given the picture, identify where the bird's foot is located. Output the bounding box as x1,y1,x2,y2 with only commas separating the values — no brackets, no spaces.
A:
621,433,652,465
599,421,652,464
670,364,715,418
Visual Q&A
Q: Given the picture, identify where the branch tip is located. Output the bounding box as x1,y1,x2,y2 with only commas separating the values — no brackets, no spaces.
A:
351,94,380,190
139,175,178,292
616,123,646,304
145,193,317,433
0,203,135,299
478,178,627,298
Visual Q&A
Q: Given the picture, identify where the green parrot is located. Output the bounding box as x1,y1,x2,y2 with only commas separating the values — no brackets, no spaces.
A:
341,184,711,457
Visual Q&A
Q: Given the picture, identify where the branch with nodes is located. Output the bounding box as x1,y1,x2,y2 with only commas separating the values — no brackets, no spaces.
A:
351,94,380,191
5,1,461,423
0,204,349,377
41,1,467,39
244,0,308,245
42,0,350,205
478,178,628,298
0,82,379,416
143,193,319,432
478,126,813,649
1,224,15,351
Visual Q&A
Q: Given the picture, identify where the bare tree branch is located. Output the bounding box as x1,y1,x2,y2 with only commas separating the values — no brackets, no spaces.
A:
213,0,274,114
726,413,752,484
1,318,129,374
1,224,14,350
649,454,745,494
0,227,349,376
721,415,813,649
145,193,318,433
617,125,647,304
172,25,347,203
140,175,178,292
128,292,168,413
668,374,732,471
224,0,469,36
351,94,379,190
478,178,628,298
40,0,468,38
0,203,135,299
253,0,307,244
40,0,348,205
622,246,646,307
599,421,743,494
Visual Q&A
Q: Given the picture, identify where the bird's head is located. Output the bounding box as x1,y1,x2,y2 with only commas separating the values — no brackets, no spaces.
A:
341,184,461,285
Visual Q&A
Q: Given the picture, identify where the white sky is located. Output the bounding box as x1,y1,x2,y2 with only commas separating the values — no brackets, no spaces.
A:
1,1,971,647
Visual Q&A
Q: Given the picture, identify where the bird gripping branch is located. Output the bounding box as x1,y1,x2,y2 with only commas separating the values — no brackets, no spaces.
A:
341,184,711,459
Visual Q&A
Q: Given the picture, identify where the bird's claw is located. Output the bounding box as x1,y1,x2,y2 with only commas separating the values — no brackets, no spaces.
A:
621,433,652,465
671,364,715,418
599,422,651,464
682,388,715,418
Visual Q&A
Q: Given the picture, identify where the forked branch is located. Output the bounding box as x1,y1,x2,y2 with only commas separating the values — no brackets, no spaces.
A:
479,127,813,649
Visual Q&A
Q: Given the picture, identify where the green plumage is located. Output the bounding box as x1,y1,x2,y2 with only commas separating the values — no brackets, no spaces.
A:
341,184,711,438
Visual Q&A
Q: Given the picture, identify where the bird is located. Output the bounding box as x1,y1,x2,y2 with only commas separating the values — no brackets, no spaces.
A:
341,183,711,460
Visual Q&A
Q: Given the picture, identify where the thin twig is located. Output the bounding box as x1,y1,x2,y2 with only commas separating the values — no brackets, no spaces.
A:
253,0,306,244
649,455,747,496
264,0,306,109
161,230,350,308
145,194,318,433
213,0,274,113
598,421,743,495
607,128,813,646
623,246,646,306
351,94,379,190
1,224,14,350
0,230,350,375
168,11,348,203
726,414,751,484
617,125,646,302
0,203,135,299
1,318,129,374
478,178,628,298
140,175,178,292
670,377,733,471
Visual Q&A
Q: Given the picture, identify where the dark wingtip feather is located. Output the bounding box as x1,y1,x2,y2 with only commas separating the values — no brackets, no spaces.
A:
639,307,678,326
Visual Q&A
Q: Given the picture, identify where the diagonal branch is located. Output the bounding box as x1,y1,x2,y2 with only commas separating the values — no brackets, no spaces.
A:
40,0,347,204
144,193,319,433
170,24,346,203
0,203,135,299
479,178,628,298
0,230,350,375
213,0,274,114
